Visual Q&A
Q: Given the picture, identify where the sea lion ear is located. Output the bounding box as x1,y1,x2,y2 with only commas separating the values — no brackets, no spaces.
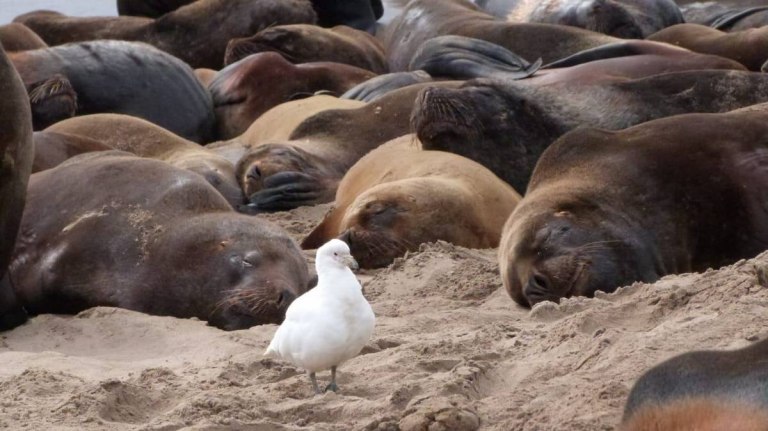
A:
301,218,332,250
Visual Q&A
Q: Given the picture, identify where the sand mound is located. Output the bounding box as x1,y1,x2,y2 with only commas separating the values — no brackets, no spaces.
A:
2,206,767,430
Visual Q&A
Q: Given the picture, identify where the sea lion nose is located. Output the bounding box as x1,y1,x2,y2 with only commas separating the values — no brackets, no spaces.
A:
247,165,261,181
524,272,551,304
276,289,296,308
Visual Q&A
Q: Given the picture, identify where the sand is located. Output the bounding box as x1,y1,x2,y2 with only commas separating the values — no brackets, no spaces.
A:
1,203,767,430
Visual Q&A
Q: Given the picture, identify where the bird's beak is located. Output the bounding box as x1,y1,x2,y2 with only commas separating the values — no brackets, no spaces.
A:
344,255,359,271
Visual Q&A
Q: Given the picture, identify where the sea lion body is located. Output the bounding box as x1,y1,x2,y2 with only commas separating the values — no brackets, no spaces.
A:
15,0,317,69
622,339,768,431
210,51,376,139
32,131,113,173
302,136,521,268
414,69,768,193
498,105,768,307
0,23,47,52
9,40,215,143
46,114,243,208
649,23,768,71
225,24,387,73
382,0,619,71
477,0,683,38
0,44,34,329
9,152,310,330
234,82,461,212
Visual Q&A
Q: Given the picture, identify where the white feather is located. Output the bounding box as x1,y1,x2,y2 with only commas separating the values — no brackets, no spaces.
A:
264,239,375,373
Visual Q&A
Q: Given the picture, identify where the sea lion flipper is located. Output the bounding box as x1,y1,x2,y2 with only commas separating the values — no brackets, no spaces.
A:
709,6,768,31
409,35,539,80
342,71,433,102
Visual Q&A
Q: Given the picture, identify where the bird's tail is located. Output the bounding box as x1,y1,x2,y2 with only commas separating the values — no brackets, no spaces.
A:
263,340,278,358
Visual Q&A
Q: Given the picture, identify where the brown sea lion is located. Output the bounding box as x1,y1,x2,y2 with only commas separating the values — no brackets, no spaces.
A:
498,104,768,307
381,0,619,71
648,23,768,71
208,95,366,165
413,68,759,194
117,0,195,18
32,131,112,173
302,136,521,268
46,114,244,208
475,0,683,38
233,82,461,212
0,44,33,330
210,51,376,139
14,0,317,69
225,24,388,73
0,23,47,52
622,338,768,431
8,152,311,331
9,40,215,143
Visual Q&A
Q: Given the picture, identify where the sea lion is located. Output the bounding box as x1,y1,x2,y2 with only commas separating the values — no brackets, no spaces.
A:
234,82,461,212
0,44,33,330
622,338,768,431
210,51,376,139
25,74,77,130
413,68,757,193
8,152,311,331
648,24,768,71
342,71,434,103
46,114,244,208
117,0,195,18
118,0,384,33
208,95,367,165
225,24,388,73
14,0,317,69
381,0,619,71
32,131,112,173
498,104,768,307
475,0,683,38
9,40,215,143
301,136,521,268
0,23,47,52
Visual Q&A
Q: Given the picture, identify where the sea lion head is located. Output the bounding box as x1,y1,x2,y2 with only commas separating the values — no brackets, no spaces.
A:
225,24,319,66
152,213,311,330
335,178,465,268
235,142,333,212
210,52,297,139
499,190,660,307
412,80,565,192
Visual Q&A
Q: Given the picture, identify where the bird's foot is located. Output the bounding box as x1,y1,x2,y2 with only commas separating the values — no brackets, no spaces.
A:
324,382,339,393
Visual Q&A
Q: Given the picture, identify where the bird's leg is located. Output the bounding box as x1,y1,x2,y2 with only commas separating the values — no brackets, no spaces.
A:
309,372,322,395
324,366,339,393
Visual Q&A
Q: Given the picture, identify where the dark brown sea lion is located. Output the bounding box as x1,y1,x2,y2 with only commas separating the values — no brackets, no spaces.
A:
475,0,683,38
498,104,768,307
32,131,112,173
118,0,384,33
413,68,757,194
302,136,521,268
25,74,77,130
224,24,388,73
46,114,244,208
14,0,317,69
210,51,376,139
381,0,619,71
0,44,33,330
648,23,768,71
8,152,311,330
0,23,47,52
9,40,215,143
622,338,768,431
234,82,461,212
117,0,195,18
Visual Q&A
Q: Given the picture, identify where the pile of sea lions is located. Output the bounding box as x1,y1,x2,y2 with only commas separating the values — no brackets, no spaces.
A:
1,0,768,424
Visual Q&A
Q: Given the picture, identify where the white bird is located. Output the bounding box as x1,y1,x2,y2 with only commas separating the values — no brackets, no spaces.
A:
264,239,375,395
